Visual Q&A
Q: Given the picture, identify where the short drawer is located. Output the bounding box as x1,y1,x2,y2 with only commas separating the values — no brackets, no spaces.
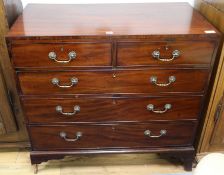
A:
117,41,215,66
22,96,202,123
12,43,112,68
18,69,209,95
29,122,197,150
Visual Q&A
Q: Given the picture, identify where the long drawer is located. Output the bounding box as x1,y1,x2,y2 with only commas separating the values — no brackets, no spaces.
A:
22,96,202,123
18,69,209,95
117,41,215,66
12,43,112,68
29,122,197,150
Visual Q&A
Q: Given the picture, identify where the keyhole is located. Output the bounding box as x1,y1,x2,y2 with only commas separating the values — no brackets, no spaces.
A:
112,73,116,78
61,47,64,52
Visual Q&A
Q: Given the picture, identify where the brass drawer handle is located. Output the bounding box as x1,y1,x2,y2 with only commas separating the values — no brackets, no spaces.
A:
51,77,78,88
48,51,76,63
56,105,80,116
150,76,176,87
144,129,167,138
59,131,82,142
152,50,180,62
147,104,172,113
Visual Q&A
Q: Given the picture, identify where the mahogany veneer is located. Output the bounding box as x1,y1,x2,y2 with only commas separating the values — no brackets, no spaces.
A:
117,41,215,66
18,69,209,95
22,96,202,123
7,3,221,173
12,43,112,68
29,122,197,150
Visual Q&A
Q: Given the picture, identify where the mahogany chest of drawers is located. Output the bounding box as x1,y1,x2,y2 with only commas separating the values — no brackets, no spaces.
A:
7,3,221,173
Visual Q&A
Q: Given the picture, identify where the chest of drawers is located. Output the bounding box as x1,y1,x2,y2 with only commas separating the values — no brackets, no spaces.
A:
7,3,221,173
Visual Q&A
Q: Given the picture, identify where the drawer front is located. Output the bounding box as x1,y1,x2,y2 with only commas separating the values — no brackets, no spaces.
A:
117,42,215,66
22,97,202,123
18,69,209,95
12,43,112,68
29,122,197,150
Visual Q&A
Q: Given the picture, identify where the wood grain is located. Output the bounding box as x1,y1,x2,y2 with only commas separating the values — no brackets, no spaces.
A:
0,66,17,133
196,0,224,153
6,3,221,171
7,3,219,39
196,0,224,33
30,146,194,169
204,0,224,12
0,115,6,134
18,69,209,95
209,94,224,146
22,96,202,123
12,43,112,68
29,122,197,150
117,41,215,66
0,0,27,140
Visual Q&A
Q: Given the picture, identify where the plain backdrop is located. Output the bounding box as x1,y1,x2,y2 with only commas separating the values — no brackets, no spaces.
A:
21,0,195,8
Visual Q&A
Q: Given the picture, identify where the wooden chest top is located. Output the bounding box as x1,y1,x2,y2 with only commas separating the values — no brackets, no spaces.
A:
7,3,220,39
